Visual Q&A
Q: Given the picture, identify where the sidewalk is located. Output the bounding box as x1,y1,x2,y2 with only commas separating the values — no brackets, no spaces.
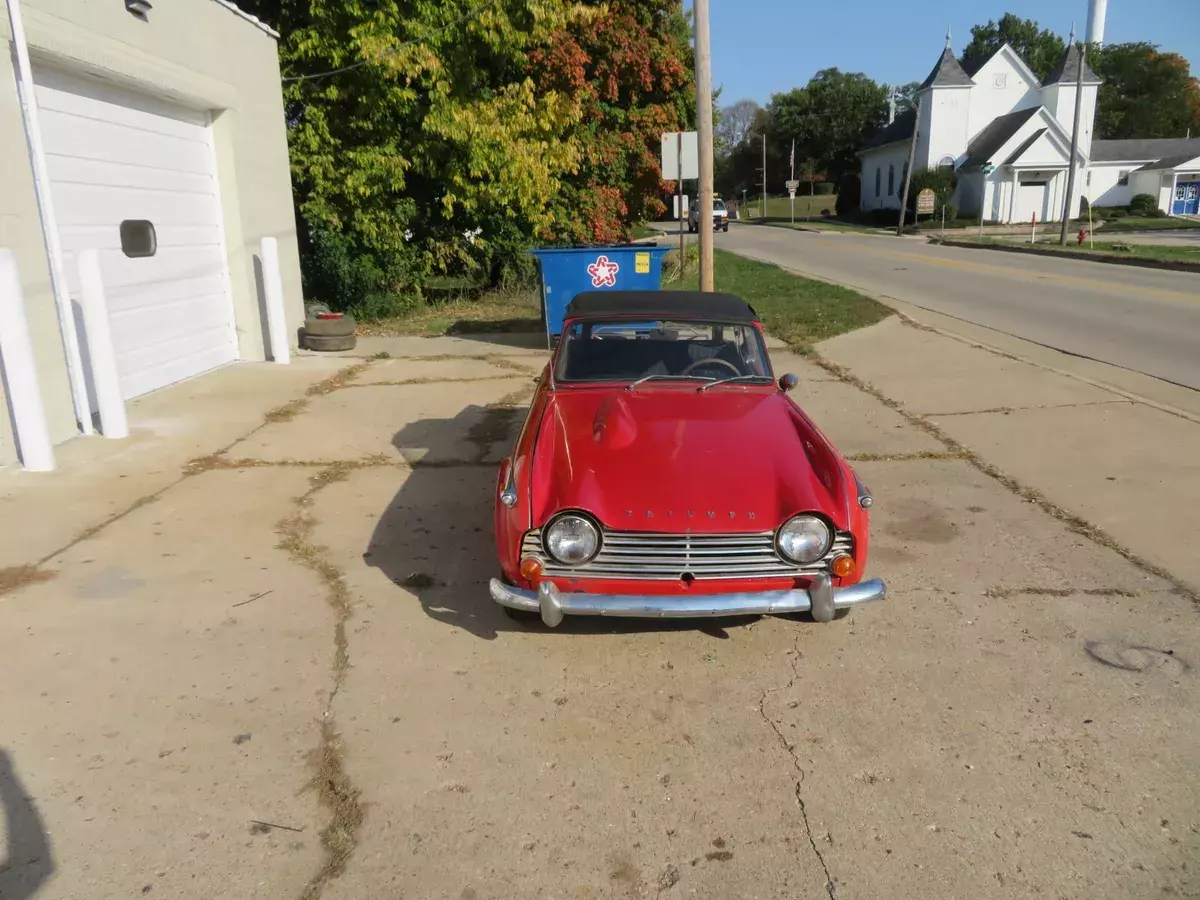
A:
817,315,1200,595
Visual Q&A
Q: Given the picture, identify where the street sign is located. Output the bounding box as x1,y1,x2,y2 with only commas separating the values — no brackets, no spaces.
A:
660,132,699,181
673,194,690,219
785,180,800,191
916,188,936,215
981,164,996,174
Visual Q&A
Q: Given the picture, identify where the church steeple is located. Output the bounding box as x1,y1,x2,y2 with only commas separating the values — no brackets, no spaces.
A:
919,42,973,91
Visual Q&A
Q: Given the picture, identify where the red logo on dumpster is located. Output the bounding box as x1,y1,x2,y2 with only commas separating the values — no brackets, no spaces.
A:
587,255,620,288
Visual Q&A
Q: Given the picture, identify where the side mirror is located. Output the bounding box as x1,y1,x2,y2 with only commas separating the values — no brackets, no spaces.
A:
778,373,799,392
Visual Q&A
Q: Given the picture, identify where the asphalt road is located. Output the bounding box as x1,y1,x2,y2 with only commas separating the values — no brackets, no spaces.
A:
673,223,1200,391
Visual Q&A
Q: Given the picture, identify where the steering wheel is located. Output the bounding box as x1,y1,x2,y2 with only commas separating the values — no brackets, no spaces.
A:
680,357,741,377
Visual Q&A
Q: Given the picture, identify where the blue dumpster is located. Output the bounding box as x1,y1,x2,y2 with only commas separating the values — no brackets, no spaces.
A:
530,244,671,338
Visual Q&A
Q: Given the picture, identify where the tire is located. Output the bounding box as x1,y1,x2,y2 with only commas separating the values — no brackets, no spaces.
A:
723,224,729,232
305,302,332,318
303,333,357,352
303,313,356,337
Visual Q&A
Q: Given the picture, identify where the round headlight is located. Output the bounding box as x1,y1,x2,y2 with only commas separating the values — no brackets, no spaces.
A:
776,515,832,564
543,513,601,566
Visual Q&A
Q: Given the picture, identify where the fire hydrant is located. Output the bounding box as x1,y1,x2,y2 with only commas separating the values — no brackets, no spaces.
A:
1078,228,1089,245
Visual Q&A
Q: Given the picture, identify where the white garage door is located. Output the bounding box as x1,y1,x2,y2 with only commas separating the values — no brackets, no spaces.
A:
34,67,237,401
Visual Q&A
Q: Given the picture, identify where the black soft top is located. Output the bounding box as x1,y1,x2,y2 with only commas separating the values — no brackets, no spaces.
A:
565,291,759,323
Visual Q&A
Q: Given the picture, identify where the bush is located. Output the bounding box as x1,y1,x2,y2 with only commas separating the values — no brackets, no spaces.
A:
300,229,422,321
820,208,832,217
1104,208,1126,220
1129,193,1158,216
939,203,958,221
867,208,901,227
814,181,835,195
835,175,861,216
1146,207,1167,218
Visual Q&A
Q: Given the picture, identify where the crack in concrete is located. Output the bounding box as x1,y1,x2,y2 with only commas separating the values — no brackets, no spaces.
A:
812,355,1200,607
846,450,968,462
343,374,532,387
277,464,364,900
756,648,837,900
984,585,1139,599
924,399,1134,418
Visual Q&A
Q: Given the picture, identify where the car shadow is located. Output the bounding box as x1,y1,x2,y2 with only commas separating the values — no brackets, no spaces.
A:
0,748,54,900
364,407,762,640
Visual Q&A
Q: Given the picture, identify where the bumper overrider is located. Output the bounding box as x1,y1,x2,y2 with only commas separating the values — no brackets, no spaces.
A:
489,574,886,628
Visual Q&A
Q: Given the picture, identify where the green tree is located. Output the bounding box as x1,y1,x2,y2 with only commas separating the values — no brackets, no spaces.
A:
960,13,1065,81
1090,42,1200,140
530,0,695,243
769,68,887,184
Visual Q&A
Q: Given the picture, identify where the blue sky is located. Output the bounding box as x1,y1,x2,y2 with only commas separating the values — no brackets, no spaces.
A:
693,0,1200,104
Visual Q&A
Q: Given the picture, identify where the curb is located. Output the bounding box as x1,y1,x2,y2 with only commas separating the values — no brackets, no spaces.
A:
930,237,1200,274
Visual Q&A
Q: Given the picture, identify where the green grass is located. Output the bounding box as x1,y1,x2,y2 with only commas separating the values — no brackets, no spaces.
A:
629,223,660,240
361,285,542,336
664,248,891,352
1092,216,1200,233
957,236,1200,265
738,195,838,220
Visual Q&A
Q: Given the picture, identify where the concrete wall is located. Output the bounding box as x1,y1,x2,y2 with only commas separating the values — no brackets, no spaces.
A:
1,0,301,465
859,144,911,211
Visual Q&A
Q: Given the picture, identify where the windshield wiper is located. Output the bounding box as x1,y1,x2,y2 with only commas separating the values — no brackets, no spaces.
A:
697,374,773,392
626,374,710,391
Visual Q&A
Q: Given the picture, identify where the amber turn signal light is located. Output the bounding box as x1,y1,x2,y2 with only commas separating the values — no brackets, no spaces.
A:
830,555,855,578
519,557,543,580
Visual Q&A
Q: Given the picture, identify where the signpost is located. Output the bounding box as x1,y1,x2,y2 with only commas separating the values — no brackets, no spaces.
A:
979,163,996,237
661,131,699,269
785,179,800,222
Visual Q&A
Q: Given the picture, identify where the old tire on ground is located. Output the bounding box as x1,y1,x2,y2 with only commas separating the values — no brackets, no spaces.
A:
303,313,356,337
305,302,332,318
302,333,357,352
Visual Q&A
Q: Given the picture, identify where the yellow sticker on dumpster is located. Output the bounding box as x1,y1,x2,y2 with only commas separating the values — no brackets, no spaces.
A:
635,252,650,274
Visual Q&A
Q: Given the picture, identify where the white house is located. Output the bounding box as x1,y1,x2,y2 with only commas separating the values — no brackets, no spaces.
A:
859,34,1200,222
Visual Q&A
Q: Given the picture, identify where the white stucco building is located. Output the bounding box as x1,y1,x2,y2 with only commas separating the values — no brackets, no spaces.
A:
1,0,304,468
859,36,1200,223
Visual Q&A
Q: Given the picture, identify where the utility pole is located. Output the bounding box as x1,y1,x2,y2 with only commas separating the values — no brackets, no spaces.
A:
1060,30,1085,245
897,94,921,236
760,134,767,219
694,0,714,290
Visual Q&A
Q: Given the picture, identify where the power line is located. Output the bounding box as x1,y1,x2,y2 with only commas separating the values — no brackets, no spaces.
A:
281,0,501,83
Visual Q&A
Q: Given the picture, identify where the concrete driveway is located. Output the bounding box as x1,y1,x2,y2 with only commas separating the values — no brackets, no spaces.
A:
1,333,1197,899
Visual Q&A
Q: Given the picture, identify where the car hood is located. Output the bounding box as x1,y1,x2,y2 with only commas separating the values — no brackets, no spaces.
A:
530,387,850,533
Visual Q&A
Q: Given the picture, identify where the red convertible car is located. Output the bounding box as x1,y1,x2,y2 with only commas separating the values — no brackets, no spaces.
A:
490,291,885,627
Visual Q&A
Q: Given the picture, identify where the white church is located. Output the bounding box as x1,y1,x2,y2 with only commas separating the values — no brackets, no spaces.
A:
858,2,1200,223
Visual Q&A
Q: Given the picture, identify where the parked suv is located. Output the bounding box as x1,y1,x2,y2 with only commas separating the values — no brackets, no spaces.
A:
688,197,728,233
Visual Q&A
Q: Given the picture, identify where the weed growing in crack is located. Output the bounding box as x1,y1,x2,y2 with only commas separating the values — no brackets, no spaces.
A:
308,362,373,396
277,465,364,897
265,399,310,423
984,586,1139,600
0,565,56,597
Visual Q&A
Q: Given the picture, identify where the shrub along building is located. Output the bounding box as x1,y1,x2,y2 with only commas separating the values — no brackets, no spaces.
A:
858,31,1200,223
1,0,303,468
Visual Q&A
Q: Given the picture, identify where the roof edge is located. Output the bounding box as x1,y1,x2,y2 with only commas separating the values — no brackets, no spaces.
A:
209,0,280,39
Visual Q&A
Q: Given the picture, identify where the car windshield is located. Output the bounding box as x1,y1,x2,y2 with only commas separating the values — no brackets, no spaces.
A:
556,318,771,384
713,199,725,210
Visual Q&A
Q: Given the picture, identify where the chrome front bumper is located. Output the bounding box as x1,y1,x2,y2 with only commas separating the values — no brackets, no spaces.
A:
489,575,886,628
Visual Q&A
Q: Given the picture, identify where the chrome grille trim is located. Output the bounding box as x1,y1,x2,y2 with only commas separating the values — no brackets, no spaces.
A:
523,529,853,581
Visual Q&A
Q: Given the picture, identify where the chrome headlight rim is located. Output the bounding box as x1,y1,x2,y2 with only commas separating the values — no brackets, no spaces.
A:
541,510,603,567
775,513,834,565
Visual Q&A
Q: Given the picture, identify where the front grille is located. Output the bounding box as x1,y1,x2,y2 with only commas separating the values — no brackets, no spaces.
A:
522,529,853,581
